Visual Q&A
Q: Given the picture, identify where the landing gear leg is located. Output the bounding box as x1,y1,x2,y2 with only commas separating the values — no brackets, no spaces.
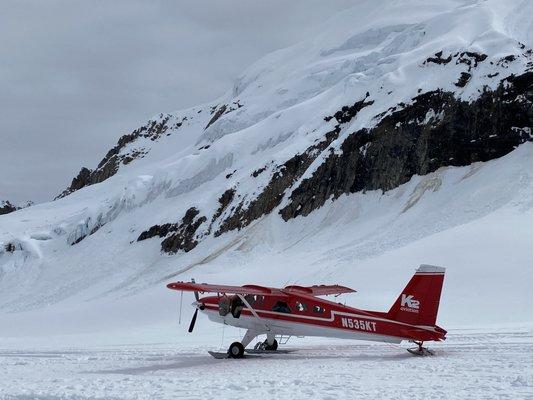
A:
227,329,258,358
407,341,434,356
254,333,278,351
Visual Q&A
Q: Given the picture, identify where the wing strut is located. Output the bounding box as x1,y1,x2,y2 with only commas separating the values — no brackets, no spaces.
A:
236,294,271,332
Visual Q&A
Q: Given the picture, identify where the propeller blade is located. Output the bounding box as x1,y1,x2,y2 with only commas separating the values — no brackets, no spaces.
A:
188,308,198,333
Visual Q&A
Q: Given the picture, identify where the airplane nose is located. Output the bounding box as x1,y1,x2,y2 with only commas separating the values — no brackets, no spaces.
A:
191,301,205,310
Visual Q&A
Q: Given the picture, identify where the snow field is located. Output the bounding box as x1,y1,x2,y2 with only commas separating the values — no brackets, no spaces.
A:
1,328,532,400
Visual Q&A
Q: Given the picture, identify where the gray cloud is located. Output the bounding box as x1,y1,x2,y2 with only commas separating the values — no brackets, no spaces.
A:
0,0,354,203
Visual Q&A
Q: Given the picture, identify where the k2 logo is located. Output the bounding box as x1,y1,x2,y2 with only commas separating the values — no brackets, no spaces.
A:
401,294,420,309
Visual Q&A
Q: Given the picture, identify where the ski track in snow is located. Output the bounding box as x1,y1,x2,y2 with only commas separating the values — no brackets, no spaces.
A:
1,329,532,400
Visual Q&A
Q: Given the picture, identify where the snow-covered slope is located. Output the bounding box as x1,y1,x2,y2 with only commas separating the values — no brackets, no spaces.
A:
1,0,532,330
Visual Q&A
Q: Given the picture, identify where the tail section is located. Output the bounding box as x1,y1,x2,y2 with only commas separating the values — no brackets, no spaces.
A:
387,265,445,326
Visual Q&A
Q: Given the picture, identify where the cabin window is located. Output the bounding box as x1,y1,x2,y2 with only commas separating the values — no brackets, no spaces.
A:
272,301,291,314
313,305,325,314
244,294,265,305
295,301,307,312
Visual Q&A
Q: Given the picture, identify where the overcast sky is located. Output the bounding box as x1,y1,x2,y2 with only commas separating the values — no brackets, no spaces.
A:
0,0,355,204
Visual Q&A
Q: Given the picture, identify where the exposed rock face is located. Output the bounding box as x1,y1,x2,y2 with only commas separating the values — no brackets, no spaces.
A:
210,189,236,229
56,115,172,199
324,96,374,124
280,72,533,220
137,207,207,253
4,243,18,253
455,72,472,87
205,105,227,129
423,51,452,65
214,144,326,235
205,101,243,130
423,51,487,70
215,97,377,235
61,167,93,196
0,201,18,215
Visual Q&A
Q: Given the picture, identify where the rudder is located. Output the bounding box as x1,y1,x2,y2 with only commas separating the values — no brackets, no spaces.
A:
387,265,445,326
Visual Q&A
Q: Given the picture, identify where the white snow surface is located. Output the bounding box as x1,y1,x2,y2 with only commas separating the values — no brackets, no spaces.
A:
1,329,533,400
1,0,533,398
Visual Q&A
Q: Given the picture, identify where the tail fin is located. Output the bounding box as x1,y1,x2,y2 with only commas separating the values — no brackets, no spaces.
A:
387,265,445,326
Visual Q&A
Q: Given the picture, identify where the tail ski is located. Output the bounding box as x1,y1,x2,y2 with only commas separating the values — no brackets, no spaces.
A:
387,265,445,326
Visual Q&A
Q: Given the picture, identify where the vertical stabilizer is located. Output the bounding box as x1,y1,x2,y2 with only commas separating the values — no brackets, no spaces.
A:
387,265,445,326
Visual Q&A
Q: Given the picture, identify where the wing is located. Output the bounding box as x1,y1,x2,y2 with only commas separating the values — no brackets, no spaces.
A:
166,282,282,296
283,284,356,296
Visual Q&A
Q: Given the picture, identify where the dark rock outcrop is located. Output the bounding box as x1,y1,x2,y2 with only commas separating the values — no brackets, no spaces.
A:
215,130,339,235
455,51,487,71
324,95,374,123
280,72,533,220
205,101,244,130
455,72,472,87
4,243,18,252
205,105,227,129
424,51,452,65
56,115,173,199
137,207,207,254
424,50,487,71
211,189,236,224
0,201,18,215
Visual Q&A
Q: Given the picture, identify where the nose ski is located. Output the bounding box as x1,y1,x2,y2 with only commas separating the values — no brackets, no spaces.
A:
208,346,295,359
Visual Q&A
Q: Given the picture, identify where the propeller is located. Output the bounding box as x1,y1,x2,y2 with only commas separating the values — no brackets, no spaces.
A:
187,278,202,333
188,308,199,333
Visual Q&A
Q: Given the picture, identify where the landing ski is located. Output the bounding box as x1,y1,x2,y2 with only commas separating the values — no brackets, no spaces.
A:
208,351,231,359
407,347,434,356
208,349,294,359
244,349,295,355
207,351,263,359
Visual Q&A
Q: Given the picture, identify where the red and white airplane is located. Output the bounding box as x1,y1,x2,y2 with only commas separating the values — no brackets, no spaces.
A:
167,264,446,358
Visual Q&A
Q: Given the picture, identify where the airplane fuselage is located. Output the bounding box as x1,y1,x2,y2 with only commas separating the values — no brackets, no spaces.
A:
199,292,445,343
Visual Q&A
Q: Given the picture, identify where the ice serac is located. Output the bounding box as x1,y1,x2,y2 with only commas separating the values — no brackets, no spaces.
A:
1,0,533,313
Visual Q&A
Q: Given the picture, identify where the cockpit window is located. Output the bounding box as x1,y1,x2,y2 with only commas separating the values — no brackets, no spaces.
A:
313,305,325,314
272,301,291,314
218,296,230,316
295,301,307,312
230,295,244,318
219,295,244,318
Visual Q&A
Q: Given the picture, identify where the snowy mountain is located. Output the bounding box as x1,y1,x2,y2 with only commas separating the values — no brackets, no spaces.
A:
1,0,532,325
